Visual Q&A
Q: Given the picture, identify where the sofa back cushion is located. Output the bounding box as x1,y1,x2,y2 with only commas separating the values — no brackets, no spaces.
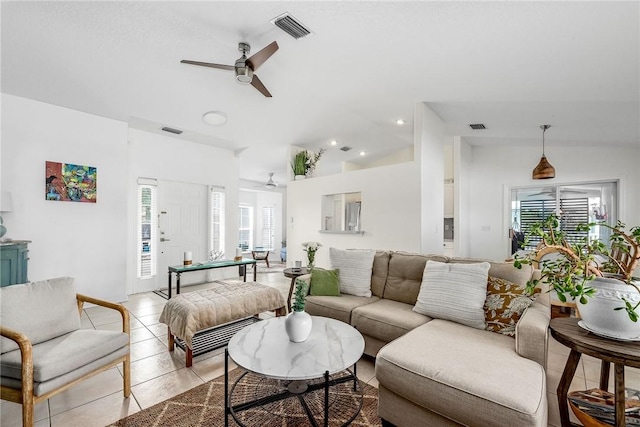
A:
449,258,534,288
383,252,449,304
371,251,391,297
0,277,81,354
330,248,376,297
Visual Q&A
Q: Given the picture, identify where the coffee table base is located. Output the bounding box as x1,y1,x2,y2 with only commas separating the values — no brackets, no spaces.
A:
225,351,363,427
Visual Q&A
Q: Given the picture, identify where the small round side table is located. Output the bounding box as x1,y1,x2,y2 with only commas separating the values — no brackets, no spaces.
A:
549,317,640,427
283,267,309,311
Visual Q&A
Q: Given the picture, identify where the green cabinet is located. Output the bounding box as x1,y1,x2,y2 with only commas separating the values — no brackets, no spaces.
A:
0,241,30,287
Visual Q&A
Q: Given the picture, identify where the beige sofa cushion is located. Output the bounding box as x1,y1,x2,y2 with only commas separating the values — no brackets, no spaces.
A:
488,262,534,287
376,319,547,427
305,294,379,324
383,252,448,304
351,299,431,344
371,251,391,297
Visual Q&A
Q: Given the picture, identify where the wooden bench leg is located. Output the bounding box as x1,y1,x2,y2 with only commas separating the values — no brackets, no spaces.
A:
168,326,174,351
275,306,286,317
186,348,193,367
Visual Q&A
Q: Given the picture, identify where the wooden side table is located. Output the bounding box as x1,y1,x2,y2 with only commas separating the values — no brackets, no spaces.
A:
549,317,640,427
283,267,308,311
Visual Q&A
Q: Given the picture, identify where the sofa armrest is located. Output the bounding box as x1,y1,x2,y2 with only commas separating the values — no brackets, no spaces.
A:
0,326,34,402
515,301,550,369
76,294,130,335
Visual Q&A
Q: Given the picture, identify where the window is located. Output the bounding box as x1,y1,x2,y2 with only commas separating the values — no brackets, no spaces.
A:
261,206,275,250
238,205,253,250
137,179,157,278
210,188,225,253
511,181,618,253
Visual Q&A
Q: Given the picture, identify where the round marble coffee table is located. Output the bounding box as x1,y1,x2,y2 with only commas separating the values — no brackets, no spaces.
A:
224,316,365,427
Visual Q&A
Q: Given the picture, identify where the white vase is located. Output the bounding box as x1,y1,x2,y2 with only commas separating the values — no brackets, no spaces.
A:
294,175,306,181
285,310,312,342
577,277,640,340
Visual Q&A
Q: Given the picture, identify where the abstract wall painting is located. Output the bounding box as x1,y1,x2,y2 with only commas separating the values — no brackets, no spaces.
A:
45,161,97,203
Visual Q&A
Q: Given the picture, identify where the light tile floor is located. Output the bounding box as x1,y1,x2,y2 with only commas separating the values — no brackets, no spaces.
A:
1,269,639,427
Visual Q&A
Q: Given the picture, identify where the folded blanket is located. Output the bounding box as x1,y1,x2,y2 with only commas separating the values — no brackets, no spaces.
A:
159,281,285,348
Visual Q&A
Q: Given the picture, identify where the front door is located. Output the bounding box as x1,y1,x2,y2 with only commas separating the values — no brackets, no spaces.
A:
157,180,208,290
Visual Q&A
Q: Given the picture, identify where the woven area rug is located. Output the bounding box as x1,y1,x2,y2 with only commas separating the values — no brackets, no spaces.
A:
108,369,381,427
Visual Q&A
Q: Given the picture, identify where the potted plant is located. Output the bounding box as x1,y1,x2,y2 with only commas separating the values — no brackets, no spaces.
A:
291,149,326,180
515,214,640,339
285,279,312,342
301,241,322,270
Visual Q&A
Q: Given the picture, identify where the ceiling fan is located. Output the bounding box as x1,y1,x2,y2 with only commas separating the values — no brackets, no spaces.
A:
265,172,277,188
181,41,279,97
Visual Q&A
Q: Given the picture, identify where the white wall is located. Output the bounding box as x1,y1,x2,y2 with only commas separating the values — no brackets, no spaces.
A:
286,161,421,269
416,102,445,254
454,136,473,257
1,94,129,301
463,144,640,261
126,128,240,294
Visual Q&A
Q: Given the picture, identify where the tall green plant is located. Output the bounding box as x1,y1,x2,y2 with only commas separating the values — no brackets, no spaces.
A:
291,152,307,176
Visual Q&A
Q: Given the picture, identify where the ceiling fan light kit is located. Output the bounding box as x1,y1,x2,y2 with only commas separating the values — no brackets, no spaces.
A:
532,124,556,180
265,172,277,188
181,41,279,97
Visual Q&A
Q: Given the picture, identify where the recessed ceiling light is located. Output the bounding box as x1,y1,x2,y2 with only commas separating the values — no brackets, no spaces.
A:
359,151,366,156
330,140,338,146
202,111,227,126
395,119,405,125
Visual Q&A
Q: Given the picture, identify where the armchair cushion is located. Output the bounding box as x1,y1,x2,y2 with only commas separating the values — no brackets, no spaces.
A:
0,329,129,382
0,277,81,354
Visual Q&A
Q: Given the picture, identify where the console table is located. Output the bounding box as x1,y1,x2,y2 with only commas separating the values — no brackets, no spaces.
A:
0,240,30,287
162,258,257,299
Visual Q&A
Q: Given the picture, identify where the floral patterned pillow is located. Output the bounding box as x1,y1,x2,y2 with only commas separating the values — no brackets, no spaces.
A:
484,276,537,337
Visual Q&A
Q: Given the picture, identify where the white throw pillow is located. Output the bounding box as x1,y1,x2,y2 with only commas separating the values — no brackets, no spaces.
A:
329,247,376,297
413,260,491,329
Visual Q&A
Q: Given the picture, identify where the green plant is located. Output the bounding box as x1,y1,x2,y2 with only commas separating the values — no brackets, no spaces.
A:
290,149,326,177
292,278,307,312
291,151,307,176
514,215,640,321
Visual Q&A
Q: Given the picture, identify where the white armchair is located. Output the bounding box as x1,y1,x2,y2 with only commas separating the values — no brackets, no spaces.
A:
0,277,130,427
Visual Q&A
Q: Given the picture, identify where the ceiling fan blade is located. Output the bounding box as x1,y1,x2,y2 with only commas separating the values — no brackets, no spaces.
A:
246,41,279,71
180,60,234,71
251,74,272,97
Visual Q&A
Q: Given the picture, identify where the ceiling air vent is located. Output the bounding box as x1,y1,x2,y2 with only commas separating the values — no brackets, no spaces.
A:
161,126,183,135
271,13,313,39
469,124,486,130
340,146,352,152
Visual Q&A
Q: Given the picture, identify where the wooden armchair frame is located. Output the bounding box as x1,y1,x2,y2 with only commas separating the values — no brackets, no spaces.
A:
0,294,130,427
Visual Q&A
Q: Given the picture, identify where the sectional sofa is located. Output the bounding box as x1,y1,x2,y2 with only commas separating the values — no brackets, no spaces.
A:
298,250,551,427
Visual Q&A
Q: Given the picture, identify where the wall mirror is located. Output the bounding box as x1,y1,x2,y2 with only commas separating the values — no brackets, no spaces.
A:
321,192,363,233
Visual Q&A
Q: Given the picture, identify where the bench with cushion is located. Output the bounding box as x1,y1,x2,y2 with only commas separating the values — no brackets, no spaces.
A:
159,281,286,366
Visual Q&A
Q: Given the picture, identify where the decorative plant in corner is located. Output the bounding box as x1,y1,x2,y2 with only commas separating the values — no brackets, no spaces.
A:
291,149,326,178
514,214,640,323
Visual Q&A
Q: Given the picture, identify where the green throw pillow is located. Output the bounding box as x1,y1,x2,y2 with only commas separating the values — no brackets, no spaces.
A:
310,268,341,296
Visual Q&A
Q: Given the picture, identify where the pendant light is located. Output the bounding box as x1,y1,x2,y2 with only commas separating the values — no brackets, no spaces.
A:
532,124,555,179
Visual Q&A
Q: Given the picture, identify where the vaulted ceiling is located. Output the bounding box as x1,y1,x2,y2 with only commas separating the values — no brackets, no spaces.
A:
2,1,638,186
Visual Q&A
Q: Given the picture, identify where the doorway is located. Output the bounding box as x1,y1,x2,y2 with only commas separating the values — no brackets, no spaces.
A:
156,180,209,290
